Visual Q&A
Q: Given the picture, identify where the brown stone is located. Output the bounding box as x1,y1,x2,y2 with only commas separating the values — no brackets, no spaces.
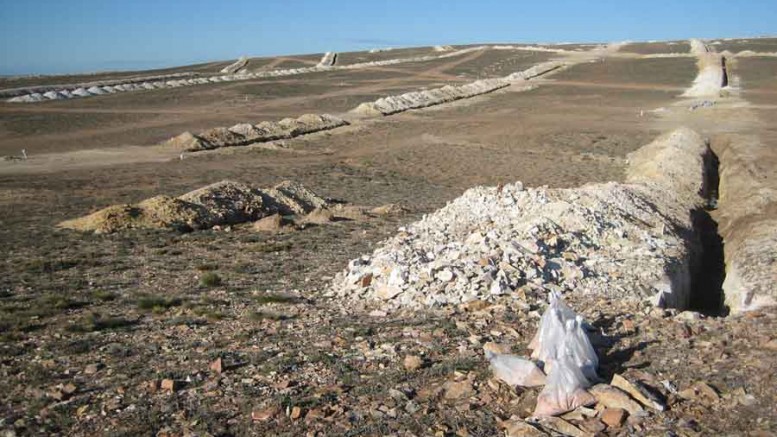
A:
611,374,666,411
762,338,777,351
305,408,326,422
600,408,627,427
304,207,335,224
359,273,373,287
210,357,224,374
579,418,606,433
589,384,644,415
84,363,101,375
503,418,548,436
679,381,720,405
483,342,511,355
538,417,589,437
290,406,302,420
251,406,279,422
161,379,180,393
146,380,161,393
461,299,490,311
62,383,78,395
443,380,475,400
253,214,291,232
403,355,424,372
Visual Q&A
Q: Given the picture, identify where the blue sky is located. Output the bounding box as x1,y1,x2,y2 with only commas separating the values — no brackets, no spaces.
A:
1,0,775,75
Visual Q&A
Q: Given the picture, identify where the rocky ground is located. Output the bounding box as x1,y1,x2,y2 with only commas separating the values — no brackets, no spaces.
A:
1,40,777,436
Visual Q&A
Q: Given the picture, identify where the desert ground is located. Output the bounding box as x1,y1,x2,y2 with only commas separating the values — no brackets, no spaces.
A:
1,39,776,436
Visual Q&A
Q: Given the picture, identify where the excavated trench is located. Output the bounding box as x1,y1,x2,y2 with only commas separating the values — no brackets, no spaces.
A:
721,56,729,88
688,143,727,315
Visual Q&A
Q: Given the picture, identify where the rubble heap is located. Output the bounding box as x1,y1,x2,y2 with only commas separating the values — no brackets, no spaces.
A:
220,56,249,74
683,39,730,98
505,60,566,81
4,46,495,103
316,52,338,67
164,114,348,152
716,136,777,312
350,60,568,117
351,79,511,116
59,180,330,234
329,128,709,310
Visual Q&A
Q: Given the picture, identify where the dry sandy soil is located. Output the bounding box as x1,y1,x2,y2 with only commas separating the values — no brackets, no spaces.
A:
0,41,776,436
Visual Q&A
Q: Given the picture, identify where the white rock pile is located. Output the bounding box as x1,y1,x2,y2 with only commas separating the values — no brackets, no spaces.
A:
328,128,709,310
3,72,199,103
505,60,566,80
316,52,338,67
351,78,511,116
350,59,568,117
683,39,730,98
4,46,527,103
164,113,348,152
220,56,249,74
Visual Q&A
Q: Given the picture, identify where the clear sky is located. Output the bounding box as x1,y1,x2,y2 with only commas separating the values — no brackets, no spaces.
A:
1,0,775,75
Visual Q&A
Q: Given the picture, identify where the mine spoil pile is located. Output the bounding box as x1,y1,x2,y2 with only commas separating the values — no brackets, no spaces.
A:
163,114,348,152
4,46,496,103
351,61,566,117
330,128,708,311
58,180,330,233
220,56,249,74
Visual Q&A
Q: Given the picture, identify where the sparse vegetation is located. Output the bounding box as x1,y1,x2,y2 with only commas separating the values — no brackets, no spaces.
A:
252,241,293,253
137,295,183,312
66,312,136,332
91,290,118,301
199,272,223,287
254,292,300,305
196,263,218,271
247,310,293,321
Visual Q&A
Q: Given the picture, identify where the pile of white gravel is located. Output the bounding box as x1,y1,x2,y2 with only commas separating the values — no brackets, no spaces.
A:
316,52,337,67
164,114,348,152
328,128,709,311
350,60,567,117
4,45,549,103
220,56,249,74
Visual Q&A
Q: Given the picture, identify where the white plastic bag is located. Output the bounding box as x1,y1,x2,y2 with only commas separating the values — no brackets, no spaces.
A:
533,351,595,417
528,291,577,359
531,308,566,367
560,316,599,381
485,351,546,387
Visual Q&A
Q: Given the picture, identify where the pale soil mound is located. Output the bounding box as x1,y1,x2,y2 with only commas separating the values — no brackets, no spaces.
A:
626,127,709,207
178,181,267,225
350,60,568,118
370,203,410,216
316,52,337,67
329,128,709,310
5,46,491,103
59,180,330,234
684,39,730,98
220,56,248,74
165,114,348,152
351,79,511,117
58,195,205,234
715,136,777,312
253,213,295,233
262,180,331,215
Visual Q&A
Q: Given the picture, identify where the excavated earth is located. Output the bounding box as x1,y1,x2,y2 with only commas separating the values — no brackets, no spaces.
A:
0,40,776,436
